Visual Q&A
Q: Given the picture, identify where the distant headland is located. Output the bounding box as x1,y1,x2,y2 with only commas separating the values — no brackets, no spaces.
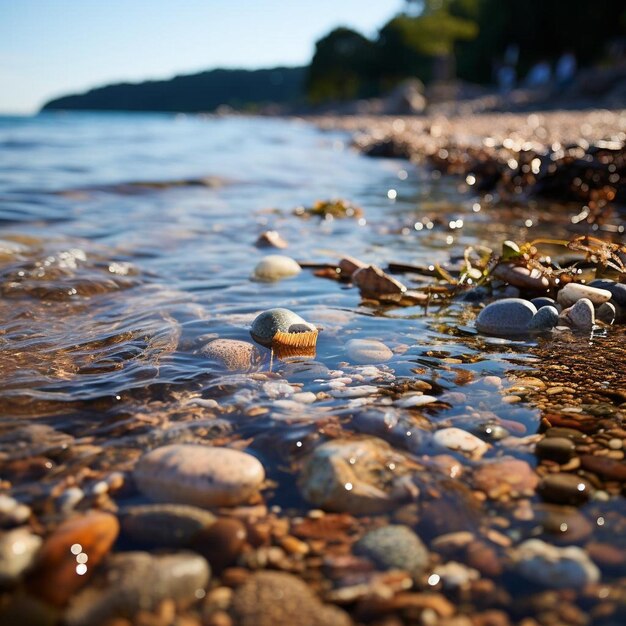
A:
41,67,306,113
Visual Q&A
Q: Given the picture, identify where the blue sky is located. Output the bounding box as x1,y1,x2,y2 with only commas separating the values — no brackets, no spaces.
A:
0,0,403,113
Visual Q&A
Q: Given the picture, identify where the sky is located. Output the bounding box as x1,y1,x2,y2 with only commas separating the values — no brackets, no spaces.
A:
0,0,404,114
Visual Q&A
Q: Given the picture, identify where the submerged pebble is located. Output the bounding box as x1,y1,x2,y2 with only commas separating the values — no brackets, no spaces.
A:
433,427,489,459
252,254,301,281
133,444,265,508
475,298,536,335
345,338,393,364
202,338,260,371
511,539,600,588
354,525,429,576
0,528,42,585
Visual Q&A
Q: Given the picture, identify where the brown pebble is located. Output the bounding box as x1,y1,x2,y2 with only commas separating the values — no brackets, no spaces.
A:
191,518,247,573
580,454,626,481
27,510,119,607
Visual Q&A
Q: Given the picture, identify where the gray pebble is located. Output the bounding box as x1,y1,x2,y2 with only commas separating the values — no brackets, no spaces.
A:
527,305,559,331
560,298,594,330
530,296,557,310
354,525,429,576
596,302,616,325
475,298,537,336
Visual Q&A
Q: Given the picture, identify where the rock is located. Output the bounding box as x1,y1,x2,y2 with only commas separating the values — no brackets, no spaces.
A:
230,571,352,626
345,339,393,364
535,437,576,463
560,298,595,330
433,428,489,460
339,256,367,278
27,511,119,606
510,539,599,588
557,283,612,307
252,255,301,282
396,394,438,408
0,528,42,585
352,265,406,299
473,458,538,498
588,279,626,306
202,339,260,371
580,454,626,481
475,299,537,336
354,525,429,576
471,423,510,442
531,296,557,310
65,551,210,625
299,437,419,514
250,308,317,348
493,264,550,290
538,473,593,505
255,231,288,249
120,504,216,547
0,494,31,527
533,504,593,544
527,305,559,331
432,561,480,588
596,302,616,324
134,445,265,508
190,518,247,573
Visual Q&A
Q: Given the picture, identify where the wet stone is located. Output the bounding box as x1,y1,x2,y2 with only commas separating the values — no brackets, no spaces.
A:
538,473,593,505
596,302,616,325
133,444,265,508
433,427,489,459
230,571,352,626
250,308,316,347
201,339,260,372
535,437,576,463
120,504,217,547
354,525,429,577
298,437,418,514
531,296,557,310
533,504,593,544
0,527,42,585
252,255,301,281
0,494,31,528
580,454,626,481
345,338,393,364
475,298,536,336
589,278,626,306
65,551,210,625
473,458,538,499
510,539,600,588
471,423,510,442
190,517,247,573
557,282,612,307
27,511,119,606
255,230,288,249
527,305,559,331
560,298,595,330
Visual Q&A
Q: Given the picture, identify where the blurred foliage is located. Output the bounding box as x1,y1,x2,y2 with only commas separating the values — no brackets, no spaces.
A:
307,0,626,102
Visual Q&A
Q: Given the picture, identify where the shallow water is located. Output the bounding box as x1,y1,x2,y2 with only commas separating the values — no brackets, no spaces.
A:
1,112,625,623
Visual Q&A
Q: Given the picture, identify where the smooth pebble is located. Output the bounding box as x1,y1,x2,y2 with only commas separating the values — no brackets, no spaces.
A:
252,255,301,281
345,338,393,364
475,298,537,336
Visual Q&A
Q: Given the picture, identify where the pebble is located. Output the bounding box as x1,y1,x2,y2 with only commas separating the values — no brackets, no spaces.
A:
510,539,600,588
250,308,317,347
471,423,510,442
345,338,393,364
230,571,352,626
339,255,367,278
588,278,626,306
475,298,537,336
120,504,217,547
27,511,119,606
255,230,288,249
560,297,595,330
535,437,576,463
531,296,557,310
533,504,593,544
493,264,549,290
352,265,406,298
299,437,417,514
330,385,379,398
65,551,210,625
202,339,260,371
538,473,593,505
473,458,538,498
191,517,247,573
0,494,31,527
252,255,301,281
433,427,490,459
134,444,265,508
580,454,626,481
527,305,559,331
432,561,480,588
354,525,429,576
396,393,438,408
557,282,612,307
596,302,616,324
0,527,42,585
